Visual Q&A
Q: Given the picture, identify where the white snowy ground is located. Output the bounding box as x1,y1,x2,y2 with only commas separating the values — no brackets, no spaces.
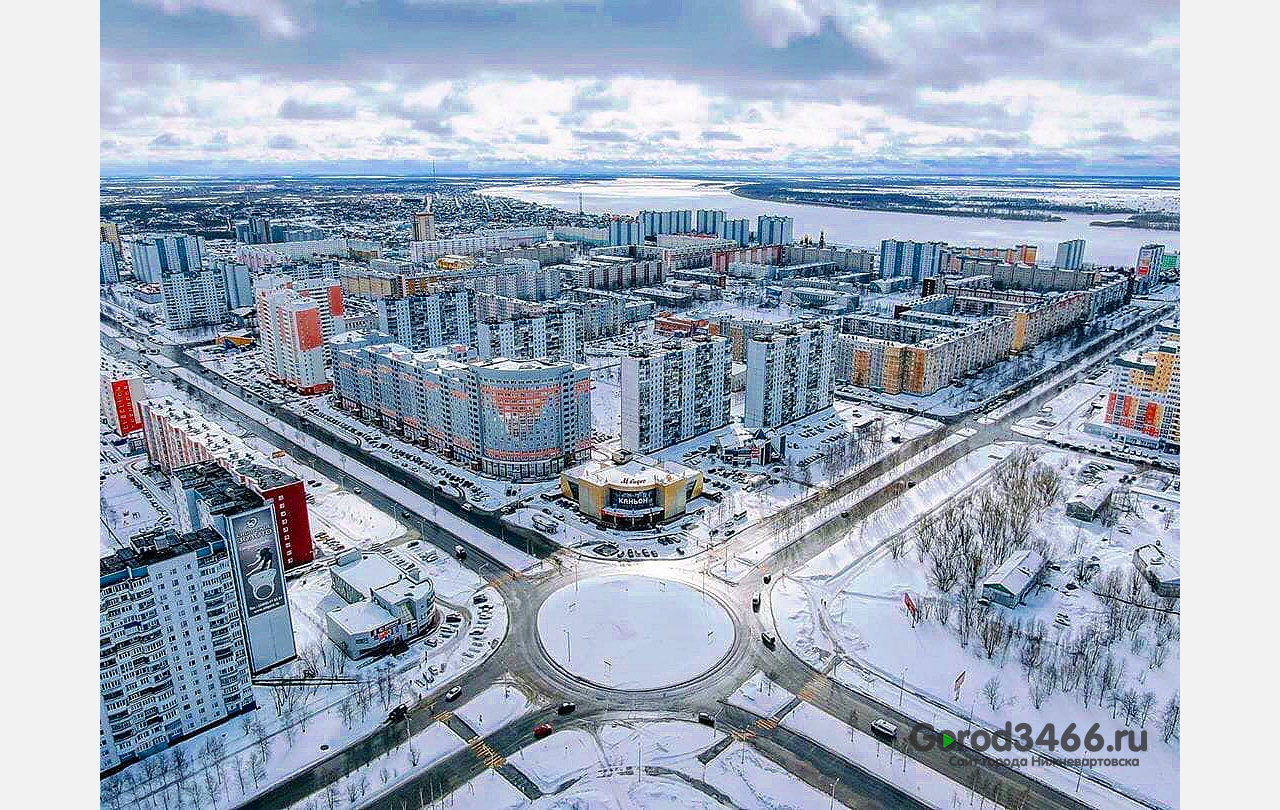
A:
513,719,724,794
507,717,854,810
99,467,165,550
537,575,735,690
726,670,795,718
717,433,972,585
454,680,541,737
781,701,977,809
289,721,465,809
773,445,1180,808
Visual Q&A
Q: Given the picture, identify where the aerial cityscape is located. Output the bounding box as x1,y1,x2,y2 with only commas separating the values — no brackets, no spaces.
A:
96,2,1183,809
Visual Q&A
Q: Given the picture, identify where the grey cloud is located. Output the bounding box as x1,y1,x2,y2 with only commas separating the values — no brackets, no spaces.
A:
266,134,301,149
150,132,190,148
701,130,742,142
515,133,551,144
573,130,631,143
279,97,358,120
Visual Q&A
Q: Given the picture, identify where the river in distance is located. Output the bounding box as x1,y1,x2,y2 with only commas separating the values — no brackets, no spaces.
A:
479,177,1179,267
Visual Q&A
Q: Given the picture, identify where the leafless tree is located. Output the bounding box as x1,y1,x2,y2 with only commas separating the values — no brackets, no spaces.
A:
409,744,421,767
346,778,360,803
324,784,341,810
248,751,265,788
927,547,961,593
101,779,126,810
979,612,1006,659
1120,687,1141,726
1160,692,1180,743
233,754,247,796
982,676,1005,711
1137,691,1157,727
1027,667,1052,710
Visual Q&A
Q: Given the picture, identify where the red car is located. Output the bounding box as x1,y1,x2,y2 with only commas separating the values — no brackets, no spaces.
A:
533,723,554,739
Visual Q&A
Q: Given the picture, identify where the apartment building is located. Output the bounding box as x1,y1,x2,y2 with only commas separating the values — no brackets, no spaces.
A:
476,306,585,363
745,321,835,429
621,335,732,454
639,209,693,237
139,398,314,568
255,274,345,395
100,357,146,437
756,214,794,245
100,241,120,284
100,528,255,773
568,254,664,291
376,288,474,350
333,345,593,481
128,233,206,285
159,262,228,330
1103,321,1180,447
879,239,945,282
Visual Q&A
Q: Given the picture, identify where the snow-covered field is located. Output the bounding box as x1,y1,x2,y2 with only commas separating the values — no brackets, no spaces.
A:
537,575,735,690
454,680,541,737
726,670,795,718
774,444,1181,808
697,742,851,810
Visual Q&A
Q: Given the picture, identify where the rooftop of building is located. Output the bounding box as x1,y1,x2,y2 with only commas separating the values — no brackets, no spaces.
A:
563,455,701,488
172,461,265,516
101,527,225,580
332,552,404,600
327,598,398,635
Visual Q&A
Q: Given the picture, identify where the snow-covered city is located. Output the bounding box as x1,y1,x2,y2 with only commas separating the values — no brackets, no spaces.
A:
40,2,1264,808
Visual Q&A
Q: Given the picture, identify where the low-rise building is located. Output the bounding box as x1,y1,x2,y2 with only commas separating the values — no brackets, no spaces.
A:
981,549,1046,608
560,455,703,529
1132,544,1180,598
325,550,438,658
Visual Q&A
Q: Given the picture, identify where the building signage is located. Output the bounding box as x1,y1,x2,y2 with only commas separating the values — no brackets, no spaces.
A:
611,488,656,509
231,511,286,618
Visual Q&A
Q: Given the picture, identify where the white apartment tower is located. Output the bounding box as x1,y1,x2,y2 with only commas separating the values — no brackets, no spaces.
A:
744,321,835,429
255,274,345,395
100,528,255,772
621,335,732,454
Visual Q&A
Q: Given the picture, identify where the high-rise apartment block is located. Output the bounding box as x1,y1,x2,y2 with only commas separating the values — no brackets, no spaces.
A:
128,233,206,285
756,215,794,246
621,335,732,454
159,262,228,330
476,306,585,363
139,399,315,569
696,209,727,236
745,321,835,429
639,209,693,237
1104,321,1180,448
719,218,751,247
255,274,345,394
100,241,120,284
333,345,593,480
100,221,123,255
607,217,642,246
100,357,146,437
100,528,255,772
412,205,437,242
376,288,474,350
1054,239,1086,270
1134,244,1166,293
880,239,945,283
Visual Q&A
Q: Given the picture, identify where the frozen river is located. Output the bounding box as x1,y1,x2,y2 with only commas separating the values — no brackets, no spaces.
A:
480,177,1179,267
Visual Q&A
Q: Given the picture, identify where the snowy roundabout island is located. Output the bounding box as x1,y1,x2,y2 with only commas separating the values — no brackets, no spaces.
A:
536,574,735,691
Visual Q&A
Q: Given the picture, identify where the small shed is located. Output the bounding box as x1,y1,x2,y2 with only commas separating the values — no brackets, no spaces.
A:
1133,544,1180,598
1066,483,1115,522
981,549,1046,608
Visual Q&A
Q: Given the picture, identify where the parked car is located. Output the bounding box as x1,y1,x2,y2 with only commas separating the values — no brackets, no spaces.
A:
697,712,716,727
751,593,761,612
761,632,776,648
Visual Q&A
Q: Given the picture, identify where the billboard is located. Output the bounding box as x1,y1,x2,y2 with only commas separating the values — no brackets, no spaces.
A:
225,504,296,673
230,510,286,618
610,488,656,509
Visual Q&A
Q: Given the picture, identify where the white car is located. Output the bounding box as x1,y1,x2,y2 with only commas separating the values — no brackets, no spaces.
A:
871,719,898,738
445,686,462,702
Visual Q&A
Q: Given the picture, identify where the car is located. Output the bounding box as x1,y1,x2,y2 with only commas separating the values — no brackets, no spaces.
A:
751,593,761,612
454,545,467,560
697,712,716,727
385,704,408,723
762,574,772,584
473,593,489,605
557,702,577,715
533,723,554,739
445,686,462,702
871,719,898,738
761,632,776,648
445,614,462,624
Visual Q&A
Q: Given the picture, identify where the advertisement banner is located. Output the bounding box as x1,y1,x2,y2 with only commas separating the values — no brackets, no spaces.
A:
230,509,286,618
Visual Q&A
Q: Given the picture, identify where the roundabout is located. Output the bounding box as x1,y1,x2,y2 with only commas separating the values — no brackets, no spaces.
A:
535,573,736,691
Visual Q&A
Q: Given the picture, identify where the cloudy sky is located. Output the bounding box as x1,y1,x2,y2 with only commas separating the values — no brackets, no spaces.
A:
100,0,1179,176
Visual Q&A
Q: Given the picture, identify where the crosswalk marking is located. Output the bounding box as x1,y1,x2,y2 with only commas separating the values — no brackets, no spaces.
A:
432,710,453,723
467,736,505,769
797,673,830,703
730,729,756,742
755,716,779,730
